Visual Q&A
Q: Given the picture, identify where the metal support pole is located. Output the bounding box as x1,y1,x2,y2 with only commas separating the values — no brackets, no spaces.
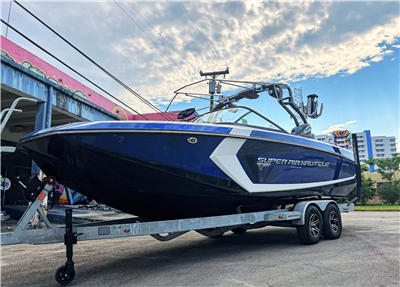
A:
31,87,53,174
348,134,362,205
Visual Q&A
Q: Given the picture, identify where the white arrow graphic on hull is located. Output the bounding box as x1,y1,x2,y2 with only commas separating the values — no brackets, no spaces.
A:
210,128,356,193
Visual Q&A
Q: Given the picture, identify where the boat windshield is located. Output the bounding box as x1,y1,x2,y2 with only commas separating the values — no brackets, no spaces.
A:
193,107,285,132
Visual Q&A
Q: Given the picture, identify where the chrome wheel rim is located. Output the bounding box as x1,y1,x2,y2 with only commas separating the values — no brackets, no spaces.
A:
309,214,320,238
329,211,339,233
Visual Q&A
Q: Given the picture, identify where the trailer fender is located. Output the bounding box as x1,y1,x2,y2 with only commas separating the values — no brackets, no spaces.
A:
291,200,337,226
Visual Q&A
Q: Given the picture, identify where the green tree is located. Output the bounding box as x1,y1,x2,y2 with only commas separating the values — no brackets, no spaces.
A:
365,154,400,182
345,174,377,205
365,154,400,205
361,164,370,172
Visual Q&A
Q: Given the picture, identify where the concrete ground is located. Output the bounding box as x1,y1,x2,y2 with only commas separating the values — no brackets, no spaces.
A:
1,211,399,287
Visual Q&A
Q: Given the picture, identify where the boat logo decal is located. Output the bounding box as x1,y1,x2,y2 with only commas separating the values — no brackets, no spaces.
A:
257,157,330,171
187,137,198,144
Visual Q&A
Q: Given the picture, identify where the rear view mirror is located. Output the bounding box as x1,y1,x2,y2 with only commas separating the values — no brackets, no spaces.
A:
177,108,195,120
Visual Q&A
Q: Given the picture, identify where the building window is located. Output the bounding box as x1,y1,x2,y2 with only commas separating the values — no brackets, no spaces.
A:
391,149,397,152
358,140,364,143
375,139,383,142
359,150,365,153
390,144,396,147
376,149,385,152
376,144,384,147
358,145,365,148
361,155,365,158
390,139,395,142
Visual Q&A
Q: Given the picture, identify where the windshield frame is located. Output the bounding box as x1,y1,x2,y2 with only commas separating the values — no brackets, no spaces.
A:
191,106,288,133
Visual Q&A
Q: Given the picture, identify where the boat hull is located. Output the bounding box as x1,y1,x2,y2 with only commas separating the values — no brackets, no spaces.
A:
17,122,357,220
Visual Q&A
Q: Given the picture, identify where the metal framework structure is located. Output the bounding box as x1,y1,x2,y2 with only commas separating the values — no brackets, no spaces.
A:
166,70,323,128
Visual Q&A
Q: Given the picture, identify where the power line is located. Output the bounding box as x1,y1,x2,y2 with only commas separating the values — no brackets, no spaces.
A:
125,1,199,72
0,19,150,121
14,0,172,121
5,0,13,38
114,1,192,82
13,0,174,121
179,1,225,69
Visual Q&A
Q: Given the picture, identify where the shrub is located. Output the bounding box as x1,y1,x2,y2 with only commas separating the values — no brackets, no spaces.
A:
344,174,376,205
377,183,400,205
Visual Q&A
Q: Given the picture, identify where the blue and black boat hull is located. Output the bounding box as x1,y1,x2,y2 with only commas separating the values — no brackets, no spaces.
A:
17,122,357,220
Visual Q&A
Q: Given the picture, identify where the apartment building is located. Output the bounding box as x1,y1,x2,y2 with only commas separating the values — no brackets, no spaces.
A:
314,130,398,172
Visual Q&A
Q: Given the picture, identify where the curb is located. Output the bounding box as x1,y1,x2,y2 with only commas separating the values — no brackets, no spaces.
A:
354,210,400,212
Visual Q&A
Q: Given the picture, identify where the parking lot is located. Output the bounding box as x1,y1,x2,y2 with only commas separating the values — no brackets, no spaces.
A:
1,211,399,287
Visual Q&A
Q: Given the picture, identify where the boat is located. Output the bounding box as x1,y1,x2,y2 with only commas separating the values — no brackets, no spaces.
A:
17,69,357,220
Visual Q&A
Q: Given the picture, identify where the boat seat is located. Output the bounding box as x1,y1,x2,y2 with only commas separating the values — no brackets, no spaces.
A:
291,124,312,138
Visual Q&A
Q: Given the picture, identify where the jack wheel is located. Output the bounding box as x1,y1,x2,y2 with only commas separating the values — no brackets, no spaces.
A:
55,265,75,285
322,204,342,239
232,227,247,234
296,205,323,245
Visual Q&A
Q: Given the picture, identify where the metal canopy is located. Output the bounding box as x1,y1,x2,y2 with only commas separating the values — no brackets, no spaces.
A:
1,56,120,145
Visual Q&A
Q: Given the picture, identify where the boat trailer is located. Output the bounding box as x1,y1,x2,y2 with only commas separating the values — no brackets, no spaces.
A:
1,177,356,285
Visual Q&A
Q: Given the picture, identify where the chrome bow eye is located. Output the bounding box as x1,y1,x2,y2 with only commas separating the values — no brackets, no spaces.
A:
187,137,198,144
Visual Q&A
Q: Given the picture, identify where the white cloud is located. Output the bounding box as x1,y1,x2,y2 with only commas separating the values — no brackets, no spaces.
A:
322,120,357,134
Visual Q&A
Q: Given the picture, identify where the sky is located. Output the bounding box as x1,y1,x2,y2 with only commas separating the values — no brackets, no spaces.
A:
1,0,399,138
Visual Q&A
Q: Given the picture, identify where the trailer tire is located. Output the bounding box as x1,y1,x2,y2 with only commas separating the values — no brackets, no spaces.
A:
296,205,322,245
322,203,342,239
232,227,247,234
55,265,75,285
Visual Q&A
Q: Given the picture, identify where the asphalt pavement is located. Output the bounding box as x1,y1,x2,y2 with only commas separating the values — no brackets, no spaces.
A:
1,211,399,287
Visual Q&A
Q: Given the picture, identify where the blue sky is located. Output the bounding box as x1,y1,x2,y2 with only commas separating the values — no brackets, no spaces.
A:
168,51,399,137
1,1,399,138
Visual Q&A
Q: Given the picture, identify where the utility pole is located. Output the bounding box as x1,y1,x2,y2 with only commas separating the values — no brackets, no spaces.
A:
199,68,229,111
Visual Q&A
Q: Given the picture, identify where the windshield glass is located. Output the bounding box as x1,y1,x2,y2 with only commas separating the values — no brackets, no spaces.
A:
193,107,284,131
194,108,249,124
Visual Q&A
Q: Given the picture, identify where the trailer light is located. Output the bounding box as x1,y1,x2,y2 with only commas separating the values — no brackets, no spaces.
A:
38,193,45,201
124,229,130,232
278,216,283,219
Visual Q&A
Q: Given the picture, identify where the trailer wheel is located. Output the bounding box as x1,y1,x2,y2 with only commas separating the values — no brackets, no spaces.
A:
322,204,342,239
232,227,247,234
296,205,322,245
55,265,75,285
